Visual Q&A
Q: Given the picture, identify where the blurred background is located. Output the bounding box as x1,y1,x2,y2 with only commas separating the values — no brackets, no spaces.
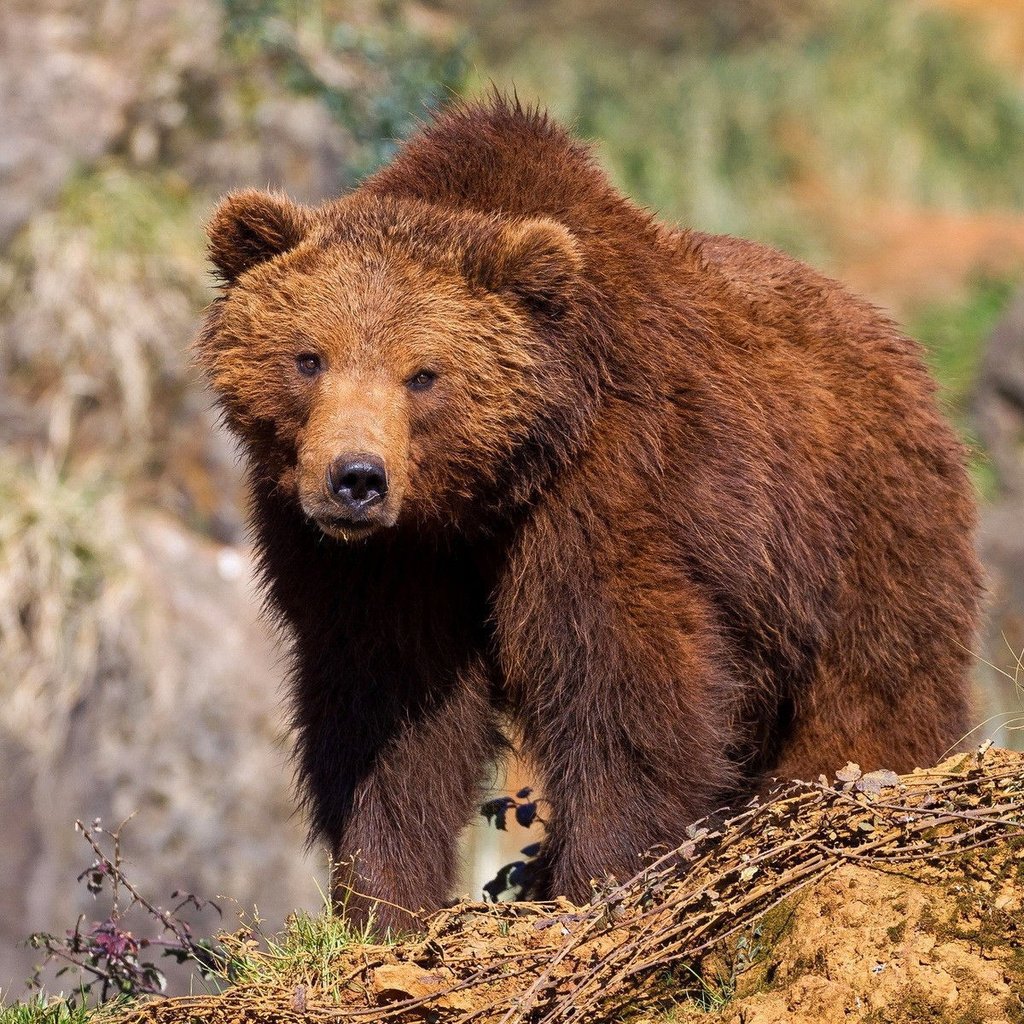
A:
2,0,1023,996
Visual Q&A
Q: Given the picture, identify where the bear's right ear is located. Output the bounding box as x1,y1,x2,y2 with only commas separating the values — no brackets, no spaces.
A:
207,189,311,283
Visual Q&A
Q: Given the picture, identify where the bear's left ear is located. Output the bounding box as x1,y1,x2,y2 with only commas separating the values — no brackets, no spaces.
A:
207,189,311,283
473,218,584,313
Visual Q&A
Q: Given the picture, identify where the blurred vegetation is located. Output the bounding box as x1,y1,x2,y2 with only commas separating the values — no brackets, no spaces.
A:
463,0,1024,264
0,458,139,763
912,276,1018,419
221,0,470,181
0,169,205,468
909,276,1018,498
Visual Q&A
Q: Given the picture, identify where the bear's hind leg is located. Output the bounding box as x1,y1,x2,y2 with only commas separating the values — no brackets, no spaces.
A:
766,652,975,786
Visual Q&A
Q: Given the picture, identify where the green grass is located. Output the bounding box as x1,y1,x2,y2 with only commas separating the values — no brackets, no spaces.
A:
0,993,127,1024
210,900,396,998
0,904,385,1021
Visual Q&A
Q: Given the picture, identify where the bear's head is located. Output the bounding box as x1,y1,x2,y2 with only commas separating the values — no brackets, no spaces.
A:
195,190,597,541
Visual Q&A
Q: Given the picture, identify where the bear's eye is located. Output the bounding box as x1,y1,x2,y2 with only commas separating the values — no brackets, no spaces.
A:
406,369,437,392
296,353,323,378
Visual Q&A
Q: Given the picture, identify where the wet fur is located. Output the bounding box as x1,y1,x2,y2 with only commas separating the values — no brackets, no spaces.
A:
195,97,983,930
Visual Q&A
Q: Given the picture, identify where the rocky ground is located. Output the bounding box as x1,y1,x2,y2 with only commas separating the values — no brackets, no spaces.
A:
93,747,1023,1024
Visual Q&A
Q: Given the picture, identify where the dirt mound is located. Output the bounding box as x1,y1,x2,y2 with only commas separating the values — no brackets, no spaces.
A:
692,862,1022,1024
110,746,1024,1024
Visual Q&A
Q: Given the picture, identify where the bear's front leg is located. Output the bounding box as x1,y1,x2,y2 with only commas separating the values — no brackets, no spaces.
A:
253,494,502,933
497,511,741,903
293,650,501,934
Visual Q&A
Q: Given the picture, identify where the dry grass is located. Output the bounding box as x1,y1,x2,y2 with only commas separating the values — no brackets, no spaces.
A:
0,455,144,765
0,169,214,768
0,168,208,466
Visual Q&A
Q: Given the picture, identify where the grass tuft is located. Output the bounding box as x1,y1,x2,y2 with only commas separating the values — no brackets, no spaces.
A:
215,902,394,998
0,992,128,1024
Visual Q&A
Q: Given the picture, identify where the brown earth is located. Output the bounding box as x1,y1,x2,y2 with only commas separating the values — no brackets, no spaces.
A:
681,862,1023,1024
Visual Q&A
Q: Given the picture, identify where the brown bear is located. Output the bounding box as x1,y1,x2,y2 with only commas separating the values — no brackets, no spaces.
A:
195,97,982,931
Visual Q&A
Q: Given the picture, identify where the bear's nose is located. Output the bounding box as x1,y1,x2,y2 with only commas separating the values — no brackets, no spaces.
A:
327,455,388,514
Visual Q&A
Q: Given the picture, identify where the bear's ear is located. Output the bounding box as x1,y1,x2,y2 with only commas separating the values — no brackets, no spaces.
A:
207,189,311,283
472,218,583,313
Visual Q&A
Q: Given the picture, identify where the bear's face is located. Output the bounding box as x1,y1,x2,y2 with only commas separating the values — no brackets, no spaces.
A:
196,192,593,541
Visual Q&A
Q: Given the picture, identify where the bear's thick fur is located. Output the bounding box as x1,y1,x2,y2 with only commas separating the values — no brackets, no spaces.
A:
196,98,982,930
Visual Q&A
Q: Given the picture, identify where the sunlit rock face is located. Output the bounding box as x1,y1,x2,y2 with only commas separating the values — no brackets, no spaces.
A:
0,512,320,994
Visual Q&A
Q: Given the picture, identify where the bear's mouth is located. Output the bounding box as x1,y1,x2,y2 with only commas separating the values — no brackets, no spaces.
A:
315,515,382,541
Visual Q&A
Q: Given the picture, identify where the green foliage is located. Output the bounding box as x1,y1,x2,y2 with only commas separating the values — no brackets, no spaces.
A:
54,169,202,265
908,275,1016,498
0,998,82,1024
910,276,1016,417
221,0,470,182
469,0,1024,258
